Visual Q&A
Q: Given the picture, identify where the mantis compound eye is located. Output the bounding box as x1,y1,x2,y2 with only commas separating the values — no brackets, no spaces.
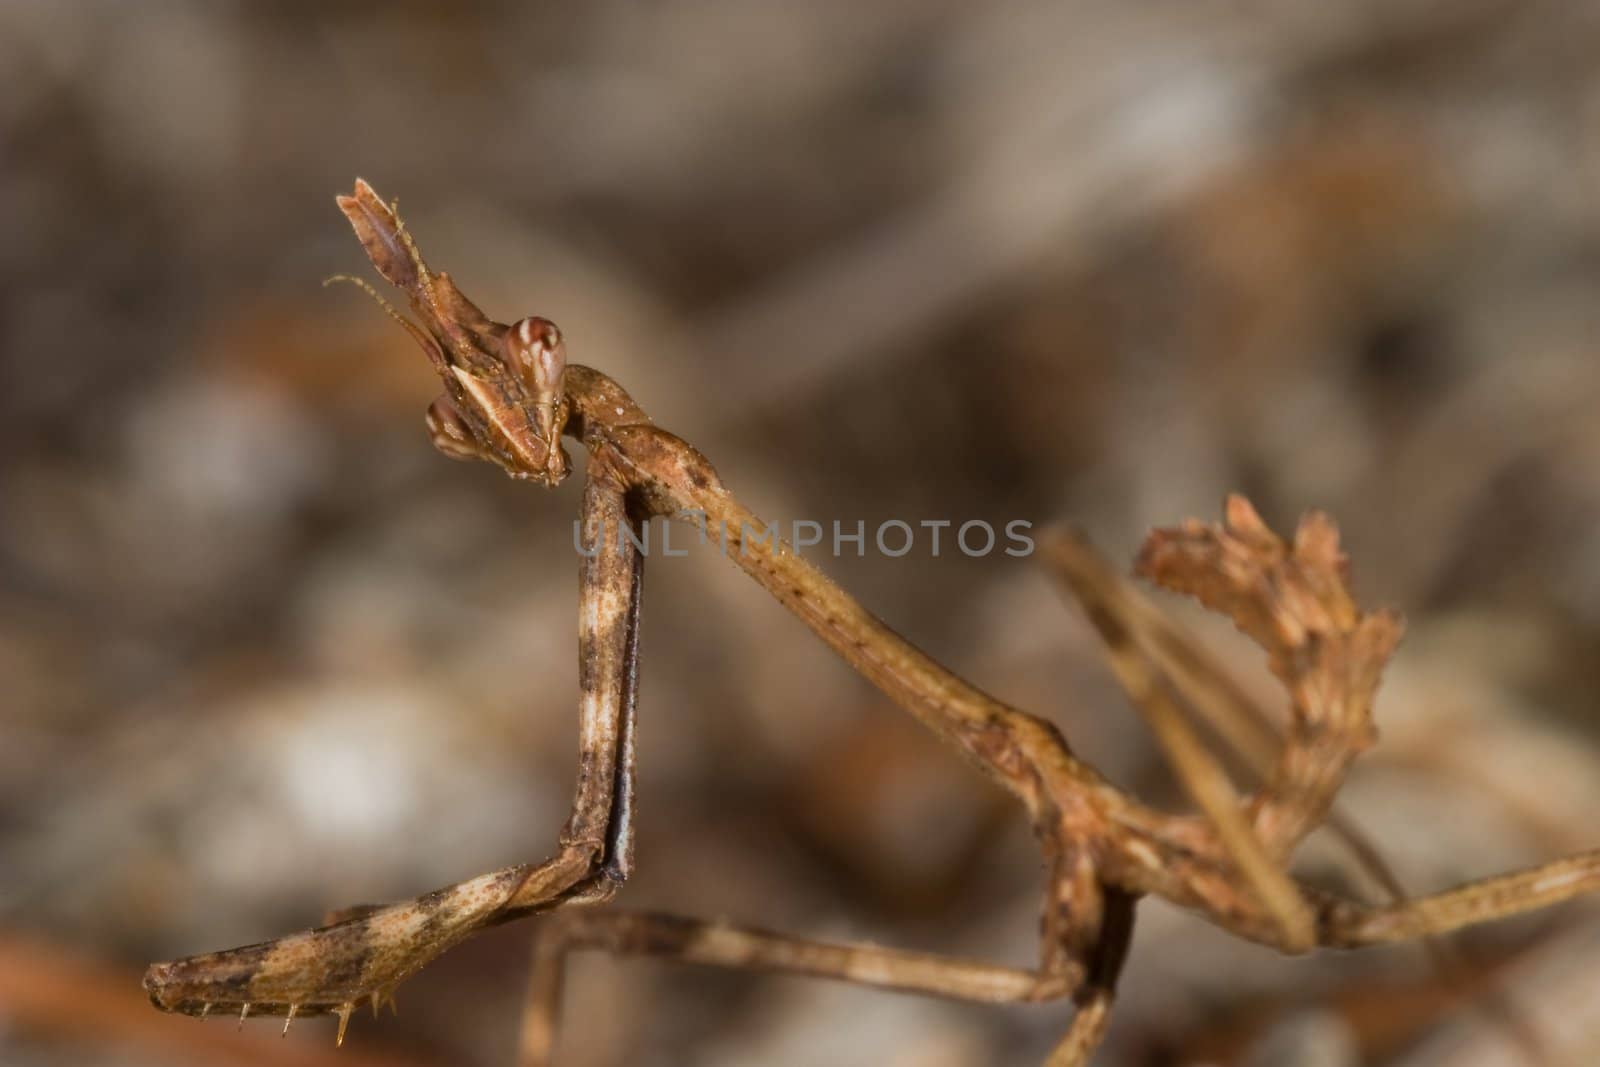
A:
504,316,566,404
425,394,483,462
503,316,568,469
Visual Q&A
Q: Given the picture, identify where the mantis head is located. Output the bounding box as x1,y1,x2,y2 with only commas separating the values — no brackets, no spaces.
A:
334,179,572,486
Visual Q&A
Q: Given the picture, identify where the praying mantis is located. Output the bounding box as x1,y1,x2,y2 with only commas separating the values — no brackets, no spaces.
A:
143,179,1600,1065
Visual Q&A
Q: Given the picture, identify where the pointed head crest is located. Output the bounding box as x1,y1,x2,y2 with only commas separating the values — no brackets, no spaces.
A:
334,179,572,486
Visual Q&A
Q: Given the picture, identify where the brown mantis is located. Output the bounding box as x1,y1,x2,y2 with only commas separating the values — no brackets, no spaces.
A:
143,179,1600,1065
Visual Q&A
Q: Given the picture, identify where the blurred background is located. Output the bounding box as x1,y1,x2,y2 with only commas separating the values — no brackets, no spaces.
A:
5,2,1600,1065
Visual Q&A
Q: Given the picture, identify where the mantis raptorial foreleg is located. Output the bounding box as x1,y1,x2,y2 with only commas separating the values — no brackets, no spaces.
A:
143,471,644,1040
524,473,643,909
